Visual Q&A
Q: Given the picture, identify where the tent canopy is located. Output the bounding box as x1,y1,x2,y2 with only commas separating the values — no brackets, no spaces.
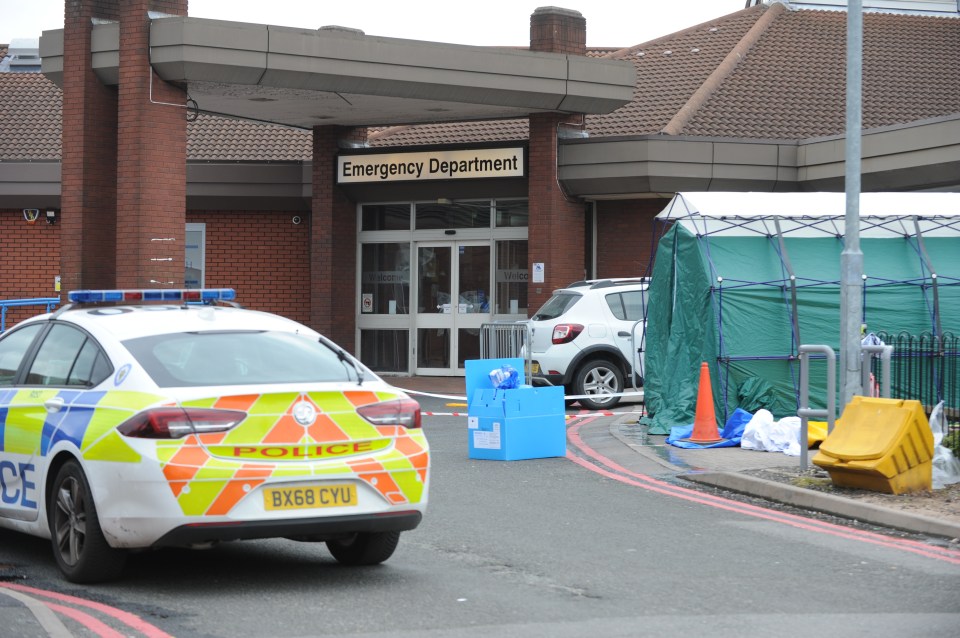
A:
644,192,960,435
657,191,960,238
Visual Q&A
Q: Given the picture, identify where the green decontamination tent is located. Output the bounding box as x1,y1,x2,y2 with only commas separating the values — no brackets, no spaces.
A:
644,192,960,435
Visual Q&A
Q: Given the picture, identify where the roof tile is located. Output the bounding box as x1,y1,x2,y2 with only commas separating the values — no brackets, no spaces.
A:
1,5,958,159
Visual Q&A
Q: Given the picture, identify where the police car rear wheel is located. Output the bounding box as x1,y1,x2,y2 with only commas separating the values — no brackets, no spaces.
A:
49,460,127,583
326,531,400,566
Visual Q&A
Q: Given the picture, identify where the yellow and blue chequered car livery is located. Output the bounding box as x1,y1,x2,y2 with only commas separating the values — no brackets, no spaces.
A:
0,387,428,518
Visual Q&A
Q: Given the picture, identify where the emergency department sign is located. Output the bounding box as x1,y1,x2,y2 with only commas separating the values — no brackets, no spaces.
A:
338,148,525,184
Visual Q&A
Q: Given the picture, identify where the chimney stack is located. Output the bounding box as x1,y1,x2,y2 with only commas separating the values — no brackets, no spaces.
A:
530,6,586,55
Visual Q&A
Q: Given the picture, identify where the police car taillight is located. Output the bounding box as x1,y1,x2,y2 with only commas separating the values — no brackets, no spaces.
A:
67,288,236,303
357,398,421,429
118,408,245,439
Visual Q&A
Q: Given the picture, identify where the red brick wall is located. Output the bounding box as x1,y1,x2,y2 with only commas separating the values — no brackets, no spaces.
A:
115,0,188,288
595,199,665,279
526,7,589,310
60,0,120,290
0,209,313,331
187,211,311,325
311,126,359,351
528,114,587,310
0,210,61,327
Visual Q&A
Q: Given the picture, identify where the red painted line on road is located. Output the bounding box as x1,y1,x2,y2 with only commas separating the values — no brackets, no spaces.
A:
0,582,173,638
46,601,126,638
565,420,960,565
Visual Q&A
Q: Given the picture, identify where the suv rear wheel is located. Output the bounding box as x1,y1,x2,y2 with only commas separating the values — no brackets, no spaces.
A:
573,360,623,410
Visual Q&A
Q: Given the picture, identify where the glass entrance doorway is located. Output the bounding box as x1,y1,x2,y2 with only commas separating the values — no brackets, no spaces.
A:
415,242,490,374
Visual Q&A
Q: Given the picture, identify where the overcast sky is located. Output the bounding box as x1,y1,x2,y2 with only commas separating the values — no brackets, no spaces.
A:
2,0,750,48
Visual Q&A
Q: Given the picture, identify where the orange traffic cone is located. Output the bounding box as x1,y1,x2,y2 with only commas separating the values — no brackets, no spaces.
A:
681,362,725,445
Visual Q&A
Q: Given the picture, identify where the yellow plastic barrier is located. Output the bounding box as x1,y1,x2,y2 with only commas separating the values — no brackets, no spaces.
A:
812,396,933,495
806,420,829,448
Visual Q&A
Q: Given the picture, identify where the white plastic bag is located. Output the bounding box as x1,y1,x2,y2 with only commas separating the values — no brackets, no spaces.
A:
929,401,960,489
742,410,802,455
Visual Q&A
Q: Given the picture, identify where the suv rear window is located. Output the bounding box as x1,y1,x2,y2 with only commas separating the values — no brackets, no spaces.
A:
531,292,582,321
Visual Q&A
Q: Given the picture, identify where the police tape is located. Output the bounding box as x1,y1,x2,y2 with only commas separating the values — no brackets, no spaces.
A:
401,388,645,402
420,411,629,418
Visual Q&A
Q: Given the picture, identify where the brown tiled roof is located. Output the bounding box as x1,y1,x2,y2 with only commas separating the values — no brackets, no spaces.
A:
0,73,312,162
2,4,958,159
586,6,766,137
188,114,311,161
367,119,529,147
0,71,62,160
681,9,960,138
372,3,960,145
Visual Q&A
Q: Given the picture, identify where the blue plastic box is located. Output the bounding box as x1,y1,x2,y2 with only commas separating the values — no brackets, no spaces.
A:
464,358,566,461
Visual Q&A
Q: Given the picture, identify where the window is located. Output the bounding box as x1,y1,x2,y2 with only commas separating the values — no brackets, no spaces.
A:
495,240,528,315
532,292,582,321
69,339,112,386
185,223,205,288
124,331,362,387
621,290,647,322
605,291,647,322
0,324,43,386
360,243,410,314
26,324,111,387
361,204,411,231
415,201,491,230
495,200,528,228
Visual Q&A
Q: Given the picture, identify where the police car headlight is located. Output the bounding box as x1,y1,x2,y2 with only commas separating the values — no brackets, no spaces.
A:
118,408,246,439
357,398,421,429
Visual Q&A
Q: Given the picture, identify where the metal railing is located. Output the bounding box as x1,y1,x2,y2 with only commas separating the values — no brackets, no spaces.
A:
479,321,531,377
797,344,836,470
0,297,60,333
874,331,959,418
797,340,930,469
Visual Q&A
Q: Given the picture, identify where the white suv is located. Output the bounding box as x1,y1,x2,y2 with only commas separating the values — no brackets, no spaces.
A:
525,279,647,410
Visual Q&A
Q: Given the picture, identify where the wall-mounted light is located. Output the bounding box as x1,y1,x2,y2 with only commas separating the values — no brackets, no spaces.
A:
45,209,58,224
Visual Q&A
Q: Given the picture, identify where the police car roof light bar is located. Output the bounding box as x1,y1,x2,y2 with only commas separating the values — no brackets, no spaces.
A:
68,289,236,304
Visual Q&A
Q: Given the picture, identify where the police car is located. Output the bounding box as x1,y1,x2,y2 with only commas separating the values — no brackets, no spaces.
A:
0,289,429,583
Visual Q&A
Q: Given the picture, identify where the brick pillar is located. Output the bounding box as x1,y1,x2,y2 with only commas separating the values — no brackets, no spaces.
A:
60,0,120,291
311,126,359,351
527,7,587,310
115,0,188,289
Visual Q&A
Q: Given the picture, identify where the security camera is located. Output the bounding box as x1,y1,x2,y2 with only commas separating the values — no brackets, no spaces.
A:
292,216,302,225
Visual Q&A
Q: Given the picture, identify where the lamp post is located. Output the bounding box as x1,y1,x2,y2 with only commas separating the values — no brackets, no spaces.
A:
840,0,863,412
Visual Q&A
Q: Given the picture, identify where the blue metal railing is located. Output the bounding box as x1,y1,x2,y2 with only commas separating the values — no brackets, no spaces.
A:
0,297,60,332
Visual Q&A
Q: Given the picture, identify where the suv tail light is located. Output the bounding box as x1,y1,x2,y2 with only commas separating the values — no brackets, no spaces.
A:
552,324,584,344
357,398,422,429
118,408,246,439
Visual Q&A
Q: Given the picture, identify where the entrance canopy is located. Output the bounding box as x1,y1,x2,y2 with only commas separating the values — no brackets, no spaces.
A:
39,16,636,129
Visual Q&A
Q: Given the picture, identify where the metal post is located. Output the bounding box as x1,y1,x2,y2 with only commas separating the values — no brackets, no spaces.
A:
630,319,644,392
798,344,836,470
860,344,893,398
839,0,864,413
